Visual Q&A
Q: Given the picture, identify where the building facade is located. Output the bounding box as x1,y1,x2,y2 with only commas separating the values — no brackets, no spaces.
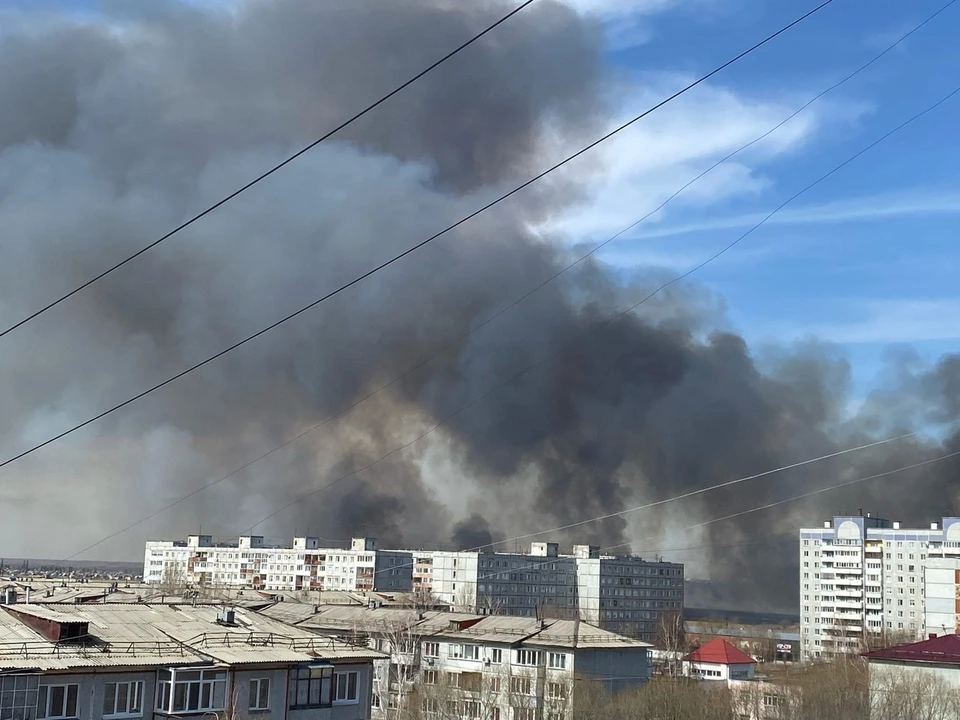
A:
924,553,960,637
259,604,651,720
863,632,960,715
143,535,413,593
0,602,382,720
428,543,683,643
799,514,960,661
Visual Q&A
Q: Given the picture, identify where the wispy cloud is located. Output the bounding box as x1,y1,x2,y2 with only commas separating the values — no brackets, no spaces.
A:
622,189,960,241
543,74,843,242
777,298,960,344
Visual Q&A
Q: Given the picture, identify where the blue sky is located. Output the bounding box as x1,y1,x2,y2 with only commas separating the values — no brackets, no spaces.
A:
554,0,960,400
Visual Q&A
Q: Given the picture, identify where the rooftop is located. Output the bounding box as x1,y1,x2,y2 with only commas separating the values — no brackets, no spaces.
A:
269,604,651,649
863,634,960,665
0,603,383,671
684,638,757,665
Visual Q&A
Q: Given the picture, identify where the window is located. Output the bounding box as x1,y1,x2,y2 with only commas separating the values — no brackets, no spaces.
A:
515,650,542,666
463,644,481,660
288,664,333,709
511,677,532,695
38,685,79,719
104,681,143,718
492,709,501,720
547,682,567,699
463,701,481,718
515,709,535,720
423,642,440,658
490,648,503,664
249,678,270,711
763,695,783,708
490,676,502,693
372,694,382,709
449,644,465,659
422,670,437,685
157,669,226,714
548,653,567,670
333,672,358,705
423,699,438,714
2,675,40,719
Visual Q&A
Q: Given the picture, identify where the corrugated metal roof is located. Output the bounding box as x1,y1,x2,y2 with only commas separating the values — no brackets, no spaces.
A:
0,603,384,671
3,605,89,623
525,620,652,649
863,634,960,665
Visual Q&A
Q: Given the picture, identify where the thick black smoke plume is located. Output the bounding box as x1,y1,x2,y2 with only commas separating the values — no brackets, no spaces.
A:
0,0,957,613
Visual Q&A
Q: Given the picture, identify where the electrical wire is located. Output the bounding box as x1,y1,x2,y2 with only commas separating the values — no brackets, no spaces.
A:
0,0,537,342
233,78,960,539
0,0,836,477
62,0,951,560
465,448,960,585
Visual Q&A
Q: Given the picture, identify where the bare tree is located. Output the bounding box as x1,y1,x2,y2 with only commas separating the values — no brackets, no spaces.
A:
655,610,688,676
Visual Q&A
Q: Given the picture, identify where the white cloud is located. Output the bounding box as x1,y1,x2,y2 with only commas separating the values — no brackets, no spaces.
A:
623,189,960,241
780,298,960,344
541,75,832,246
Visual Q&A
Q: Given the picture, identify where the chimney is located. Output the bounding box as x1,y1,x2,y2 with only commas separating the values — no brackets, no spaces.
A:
25,587,30,604
929,633,937,640
893,522,900,530
931,522,939,530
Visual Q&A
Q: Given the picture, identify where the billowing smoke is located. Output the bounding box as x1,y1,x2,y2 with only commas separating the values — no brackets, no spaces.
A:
0,0,957,613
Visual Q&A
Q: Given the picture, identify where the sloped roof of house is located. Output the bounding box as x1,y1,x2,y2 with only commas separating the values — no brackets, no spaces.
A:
683,637,757,665
863,634,960,665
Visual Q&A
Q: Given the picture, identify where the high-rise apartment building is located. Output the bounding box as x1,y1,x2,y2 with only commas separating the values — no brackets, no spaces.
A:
428,542,684,643
799,514,960,661
143,535,412,593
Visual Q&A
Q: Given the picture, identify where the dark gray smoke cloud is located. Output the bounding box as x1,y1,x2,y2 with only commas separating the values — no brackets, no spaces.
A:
0,0,957,615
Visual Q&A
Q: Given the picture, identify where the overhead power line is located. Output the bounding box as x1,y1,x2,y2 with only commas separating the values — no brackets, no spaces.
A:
62,1,948,559
0,0,537,342
0,0,836,477
463,447,960,585
233,78,960,538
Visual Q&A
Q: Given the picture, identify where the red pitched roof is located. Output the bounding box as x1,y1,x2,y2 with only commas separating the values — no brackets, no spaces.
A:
863,634,960,665
684,637,757,665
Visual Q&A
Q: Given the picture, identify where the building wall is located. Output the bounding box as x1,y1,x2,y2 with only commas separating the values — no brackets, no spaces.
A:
6,663,375,720
144,537,411,593
799,515,960,662
681,660,754,681
573,647,650,693
231,667,289,720
428,548,682,642
924,556,960,636
27,669,159,720
868,659,960,716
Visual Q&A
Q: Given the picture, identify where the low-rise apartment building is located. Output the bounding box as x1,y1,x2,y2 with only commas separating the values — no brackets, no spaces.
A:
258,603,652,719
144,535,412,593
798,514,960,661
0,602,382,719
428,543,683,642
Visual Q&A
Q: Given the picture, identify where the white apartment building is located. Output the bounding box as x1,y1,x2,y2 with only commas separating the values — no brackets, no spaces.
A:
259,604,652,720
799,514,960,661
144,535,413,593
428,542,684,643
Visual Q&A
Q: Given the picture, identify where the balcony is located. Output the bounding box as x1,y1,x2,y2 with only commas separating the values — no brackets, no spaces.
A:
835,599,863,610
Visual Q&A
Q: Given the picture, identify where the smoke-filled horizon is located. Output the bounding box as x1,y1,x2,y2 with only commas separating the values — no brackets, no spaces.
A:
0,0,957,613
